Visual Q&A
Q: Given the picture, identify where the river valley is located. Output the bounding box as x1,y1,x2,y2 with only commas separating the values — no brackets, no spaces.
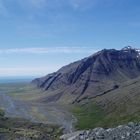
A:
0,83,76,133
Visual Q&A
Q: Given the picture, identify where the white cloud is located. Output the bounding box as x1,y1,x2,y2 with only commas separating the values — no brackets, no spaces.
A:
0,47,97,54
0,0,112,18
0,47,98,76
0,66,61,76
1,0,99,14
19,0,47,9
28,0,46,8
69,0,97,10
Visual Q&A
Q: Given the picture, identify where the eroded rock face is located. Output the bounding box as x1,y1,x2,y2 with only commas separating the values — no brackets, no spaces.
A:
32,47,140,103
60,122,140,140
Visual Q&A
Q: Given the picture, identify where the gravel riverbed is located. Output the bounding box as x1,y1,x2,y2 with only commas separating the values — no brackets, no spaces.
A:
0,93,76,133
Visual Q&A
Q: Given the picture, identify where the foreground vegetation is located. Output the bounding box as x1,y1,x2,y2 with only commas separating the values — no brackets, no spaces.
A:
72,102,140,130
0,109,62,140
0,83,77,133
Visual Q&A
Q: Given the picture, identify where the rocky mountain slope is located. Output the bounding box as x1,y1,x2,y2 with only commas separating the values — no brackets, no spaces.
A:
32,47,140,104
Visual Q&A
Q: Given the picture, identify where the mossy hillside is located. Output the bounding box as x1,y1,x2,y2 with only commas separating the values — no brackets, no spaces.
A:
0,109,5,117
72,103,104,130
0,111,62,140
72,102,140,130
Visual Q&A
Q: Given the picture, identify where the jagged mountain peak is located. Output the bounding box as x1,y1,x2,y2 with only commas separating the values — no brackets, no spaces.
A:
91,47,138,58
122,46,134,50
121,46,140,55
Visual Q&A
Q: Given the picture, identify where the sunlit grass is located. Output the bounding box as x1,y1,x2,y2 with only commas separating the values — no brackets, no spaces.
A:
72,102,140,130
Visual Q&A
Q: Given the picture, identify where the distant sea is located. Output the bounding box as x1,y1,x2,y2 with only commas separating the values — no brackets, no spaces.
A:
0,76,37,84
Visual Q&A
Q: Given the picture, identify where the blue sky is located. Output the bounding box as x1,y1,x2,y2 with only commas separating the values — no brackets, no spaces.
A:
0,0,140,76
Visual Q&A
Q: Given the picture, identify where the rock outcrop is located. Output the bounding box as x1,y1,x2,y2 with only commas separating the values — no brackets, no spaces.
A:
60,122,140,140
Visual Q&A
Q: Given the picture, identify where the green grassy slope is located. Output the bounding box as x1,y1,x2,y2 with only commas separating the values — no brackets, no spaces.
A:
72,103,104,129
72,103,140,130
72,76,140,130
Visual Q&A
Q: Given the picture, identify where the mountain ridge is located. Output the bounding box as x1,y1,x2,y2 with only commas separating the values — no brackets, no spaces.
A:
32,47,140,104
